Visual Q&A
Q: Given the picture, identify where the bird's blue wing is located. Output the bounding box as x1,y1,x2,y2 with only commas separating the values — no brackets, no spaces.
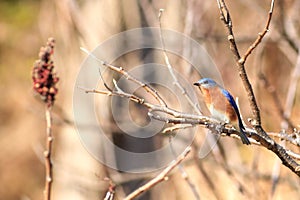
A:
221,88,250,144
221,89,244,129
221,89,239,112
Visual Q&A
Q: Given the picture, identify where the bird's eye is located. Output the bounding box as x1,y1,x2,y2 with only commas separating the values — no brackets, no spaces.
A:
204,80,208,84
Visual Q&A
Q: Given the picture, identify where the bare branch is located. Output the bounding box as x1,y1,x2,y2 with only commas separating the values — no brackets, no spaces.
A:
282,53,300,129
80,47,168,107
168,137,200,200
216,0,300,176
44,107,53,200
81,86,300,174
79,87,149,107
79,15,300,175
277,0,299,53
258,72,295,129
80,78,300,175
239,0,275,65
158,9,202,115
123,146,191,200
268,131,300,147
162,124,194,134
80,85,255,143
216,0,263,127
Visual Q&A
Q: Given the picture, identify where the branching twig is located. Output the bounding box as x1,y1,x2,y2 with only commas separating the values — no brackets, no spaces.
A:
158,9,202,115
268,131,300,147
216,0,273,133
216,0,266,128
123,146,191,200
158,10,201,199
258,72,295,130
81,86,300,161
270,44,300,197
80,62,300,175
80,87,209,122
216,0,300,176
239,0,275,65
80,47,167,107
80,2,300,174
239,0,298,63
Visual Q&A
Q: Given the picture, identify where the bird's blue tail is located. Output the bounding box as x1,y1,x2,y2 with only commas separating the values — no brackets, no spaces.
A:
239,124,251,145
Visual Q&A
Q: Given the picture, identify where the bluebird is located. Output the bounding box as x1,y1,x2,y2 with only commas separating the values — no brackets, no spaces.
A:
194,78,250,145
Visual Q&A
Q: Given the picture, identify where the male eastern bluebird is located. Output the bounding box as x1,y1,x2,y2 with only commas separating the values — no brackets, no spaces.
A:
194,78,250,145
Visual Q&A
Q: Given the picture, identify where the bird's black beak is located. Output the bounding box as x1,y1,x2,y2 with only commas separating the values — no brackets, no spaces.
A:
193,82,200,86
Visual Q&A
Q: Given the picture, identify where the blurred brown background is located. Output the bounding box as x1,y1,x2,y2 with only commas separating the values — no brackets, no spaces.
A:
1,0,300,199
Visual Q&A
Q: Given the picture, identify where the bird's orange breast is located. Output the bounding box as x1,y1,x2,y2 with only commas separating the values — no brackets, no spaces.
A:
200,87,238,123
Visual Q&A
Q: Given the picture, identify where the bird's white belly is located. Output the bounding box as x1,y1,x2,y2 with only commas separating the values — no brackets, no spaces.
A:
209,105,229,123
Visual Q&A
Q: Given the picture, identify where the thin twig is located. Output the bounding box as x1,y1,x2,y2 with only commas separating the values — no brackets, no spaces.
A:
270,141,284,199
80,87,208,121
169,138,200,200
80,86,205,121
190,143,221,200
270,44,300,197
162,124,194,134
44,107,53,200
254,41,295,198
239,0,275,65
277,0,299,53
238,0,298,64
152,114,300,161
80,47,300,176
282,53,300,129
123,146,191,200
81,84,251,140
268,131,300,147
216,0,273,129
176,4,241,190
239,0,298,55
158,10,201,199
158,9,202,115
182,0,196,76
216,0,300,176
32,38,57,200
216,0,264,127
258,72,295,129
81,85,300,161
80,47,167,107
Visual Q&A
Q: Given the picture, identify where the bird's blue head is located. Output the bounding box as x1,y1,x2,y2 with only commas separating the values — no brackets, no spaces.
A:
193,78,217,88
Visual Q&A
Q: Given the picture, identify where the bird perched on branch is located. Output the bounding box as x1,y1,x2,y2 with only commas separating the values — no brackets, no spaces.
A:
194,78,250,145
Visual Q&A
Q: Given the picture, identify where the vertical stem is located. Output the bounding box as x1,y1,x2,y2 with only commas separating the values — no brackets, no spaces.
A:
44,106,53,200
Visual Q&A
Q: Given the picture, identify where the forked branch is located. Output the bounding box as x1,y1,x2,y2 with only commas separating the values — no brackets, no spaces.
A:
216,0,300,175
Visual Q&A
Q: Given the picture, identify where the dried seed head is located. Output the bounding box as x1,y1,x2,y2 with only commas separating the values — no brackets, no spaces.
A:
32,38,59,107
